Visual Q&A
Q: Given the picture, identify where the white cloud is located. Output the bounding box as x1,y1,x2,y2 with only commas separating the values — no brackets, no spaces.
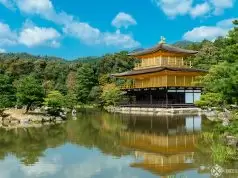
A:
18,25,61,47
112,12,137,29
63,21,101,44
102,30,140,48
51,3,139,48
16,0,54,15
216,18,237,28
14,0,72,26
0,22,17,46
0,0,140,49
21,159,61,177
190,2,210,17
50,40,61,48
183,18,236,41
183,26,227,41
64,155,133,178
153,0,193,17
55,7,139,48
0,48,6,53
64,22,140,48
152,0,236,18
0,157,20,178
0,0,15,9
211,0,235,8
0,20,61,48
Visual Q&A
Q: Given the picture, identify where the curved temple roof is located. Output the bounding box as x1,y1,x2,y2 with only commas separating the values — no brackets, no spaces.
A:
112,66,207,77
129,43,198,56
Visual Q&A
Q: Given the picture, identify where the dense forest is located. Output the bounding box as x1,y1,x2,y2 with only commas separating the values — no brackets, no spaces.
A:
0,20,237,111
0,51,136,111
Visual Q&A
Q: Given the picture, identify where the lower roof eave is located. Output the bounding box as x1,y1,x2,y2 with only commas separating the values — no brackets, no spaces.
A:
112,67,208,78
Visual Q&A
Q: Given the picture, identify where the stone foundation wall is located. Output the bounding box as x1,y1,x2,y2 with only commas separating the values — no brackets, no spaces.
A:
105,106,202,116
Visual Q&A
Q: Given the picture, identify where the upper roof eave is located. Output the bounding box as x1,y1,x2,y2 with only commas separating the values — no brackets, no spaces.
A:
129,43,198,56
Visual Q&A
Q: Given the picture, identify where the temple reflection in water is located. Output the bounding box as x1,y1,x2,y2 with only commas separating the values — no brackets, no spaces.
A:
119,115,202,177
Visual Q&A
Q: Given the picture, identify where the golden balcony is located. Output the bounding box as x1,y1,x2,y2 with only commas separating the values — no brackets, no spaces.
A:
134,57,193,70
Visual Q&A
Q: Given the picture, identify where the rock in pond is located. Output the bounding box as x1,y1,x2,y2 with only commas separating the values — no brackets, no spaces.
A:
226,136,238,148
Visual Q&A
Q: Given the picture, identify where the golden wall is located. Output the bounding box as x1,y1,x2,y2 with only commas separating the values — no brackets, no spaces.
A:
124,75,199,89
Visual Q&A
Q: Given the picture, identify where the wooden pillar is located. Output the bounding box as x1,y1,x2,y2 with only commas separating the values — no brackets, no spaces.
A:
185,135,187,148
166,89,168,108
193,116,195,132
175,76,177,86
184,76,186,86
166,117,169,149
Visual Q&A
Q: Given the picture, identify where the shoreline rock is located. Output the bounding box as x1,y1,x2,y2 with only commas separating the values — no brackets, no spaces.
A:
225,135,238,149
1,109,66,128
203,109,232,124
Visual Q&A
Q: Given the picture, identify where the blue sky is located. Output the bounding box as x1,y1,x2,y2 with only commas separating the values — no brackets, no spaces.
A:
0,0,237,59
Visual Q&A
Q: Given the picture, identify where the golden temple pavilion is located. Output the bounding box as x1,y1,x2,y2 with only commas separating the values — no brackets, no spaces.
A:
112,37,207,107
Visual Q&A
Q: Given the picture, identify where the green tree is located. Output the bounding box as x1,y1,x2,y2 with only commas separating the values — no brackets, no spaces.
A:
101,84,124,106
0,74,15,109
16,76,44,113
98,51,136,74
76,63,98,104
201,62,238,105
64,92,78,109
66,71,77,92
88,86,103,105
187,40,221,69
220,20,238,63
44,90,65,109
44,90,65,116
195,93,224,107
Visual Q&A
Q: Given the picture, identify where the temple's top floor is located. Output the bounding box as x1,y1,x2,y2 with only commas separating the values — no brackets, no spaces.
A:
129,38,198,70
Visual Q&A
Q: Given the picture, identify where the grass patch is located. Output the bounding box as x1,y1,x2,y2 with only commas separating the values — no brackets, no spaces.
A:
211,143,237,163
197,132,237,164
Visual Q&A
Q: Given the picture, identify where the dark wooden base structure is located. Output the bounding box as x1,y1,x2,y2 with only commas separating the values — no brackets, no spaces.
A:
122,87,202,108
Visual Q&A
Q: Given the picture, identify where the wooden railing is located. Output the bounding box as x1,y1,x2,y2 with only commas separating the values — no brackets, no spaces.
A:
134,60,192,70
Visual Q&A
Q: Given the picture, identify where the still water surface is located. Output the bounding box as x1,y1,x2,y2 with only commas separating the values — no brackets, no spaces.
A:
0,110,223,178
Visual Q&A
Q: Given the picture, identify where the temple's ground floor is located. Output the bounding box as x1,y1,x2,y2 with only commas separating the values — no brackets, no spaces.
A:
122,87,202,108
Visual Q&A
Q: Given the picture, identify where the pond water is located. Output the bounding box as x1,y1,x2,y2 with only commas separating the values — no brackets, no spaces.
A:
0,110,235,178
